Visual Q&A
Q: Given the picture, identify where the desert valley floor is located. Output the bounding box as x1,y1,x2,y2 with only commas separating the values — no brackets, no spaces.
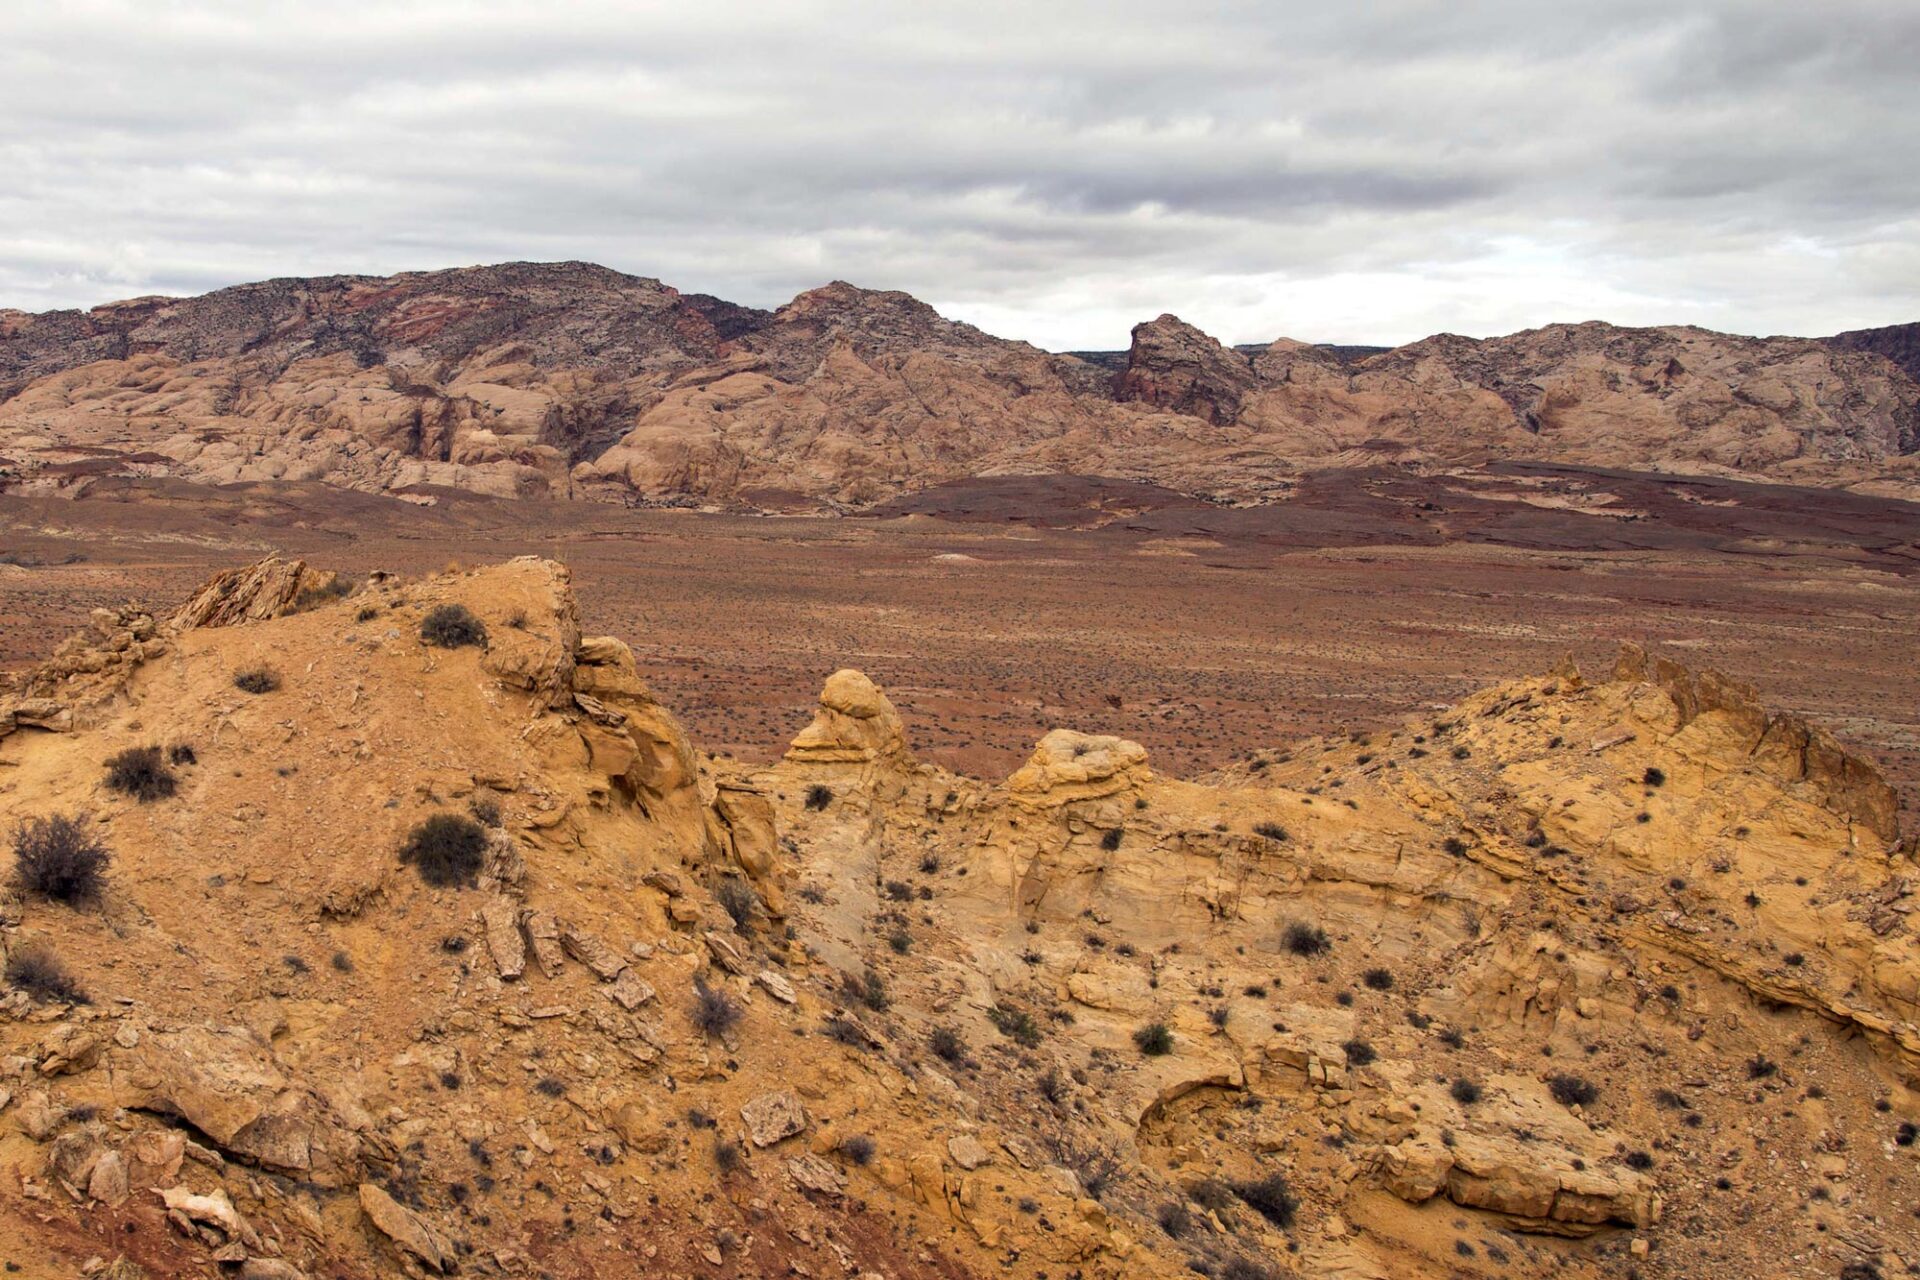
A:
5,466,1918,807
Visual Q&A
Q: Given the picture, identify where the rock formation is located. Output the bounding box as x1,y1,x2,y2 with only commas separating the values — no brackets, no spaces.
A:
0,557,1915,1280
2,262,1916,509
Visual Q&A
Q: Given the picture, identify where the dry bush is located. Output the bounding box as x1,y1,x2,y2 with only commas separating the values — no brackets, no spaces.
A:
420,603,487,649
399,813,488,888
104,746,176,802
11,813,110,905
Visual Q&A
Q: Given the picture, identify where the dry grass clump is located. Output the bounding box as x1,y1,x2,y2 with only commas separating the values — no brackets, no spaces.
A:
11,813,110,905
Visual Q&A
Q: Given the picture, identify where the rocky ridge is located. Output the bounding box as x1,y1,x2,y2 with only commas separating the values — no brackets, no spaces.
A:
2,263,1917,508
0,559,1916,1279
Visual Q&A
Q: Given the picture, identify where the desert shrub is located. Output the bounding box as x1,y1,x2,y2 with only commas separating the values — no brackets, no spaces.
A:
11,813,110,905
355,605,380,623
846,968,890,1012
1342,1038,1376,1067
884,879,914,901
1253,822,1288,842
804,784,832,811
715,878,759,931
1747,1054,1778,1079
331,950,354,973
1134,1022,1174,1056
1623,1150,1653,1170
1450,1078,1483,1105
1157,1201,1192,1237
1060,1143,1122,1198
4,943,87,1004
1282,921,1329,956
919,853,940,873
294,576,355,610
468,795,503,827
1208,1005,1230,1029
399,813,488,888
822,1015,867,1047
1438,1026,1466,1049
1099,828,1122,852
929,1025,967,1063
1442,836,1468,856
988,1005,1042,1047
888,929,911,953
713,1137,743,1173
1192,1178,1235,1211
1038,1067,1068,1104
1361,966,1393,991
1548,1073,1598,1106
692,978,742,1037
839,1134,875,1165
1231,1172,1298,1227
420,603,487,649
167,743,197,765
104,746,176,802
233,666,280,694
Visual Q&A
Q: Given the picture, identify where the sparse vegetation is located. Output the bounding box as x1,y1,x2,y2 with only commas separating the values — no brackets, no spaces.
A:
713,1137,743,1173
233,666,281,694
1361,966,1394,991
1450,1078,1483,1105
1253,822,1288,842
1342,1038,1376,1067
715,878,759,931
847,967,890,1012
1548,1073,1598,1106
1283,921,1330,956
839,1134,875,1165
929,1025,967,1063
11,812,110,905
805,784,832,811
104,745,177,802
1134,1022,1174,1055
1230,1172,1298,1228
692,977,742,1037
1642,766,1666,787
294,576,355,610
1157,1201,1191,1237
1099,827,1122,851
167,743,197,765
420,603,487,649
468,795,503,827
5,944,88,1004
399,813,488,888
988,1005,1042,1047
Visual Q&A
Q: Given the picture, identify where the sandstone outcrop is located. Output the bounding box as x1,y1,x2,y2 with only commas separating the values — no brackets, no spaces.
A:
1,556,1915,1280
3,262,1915,509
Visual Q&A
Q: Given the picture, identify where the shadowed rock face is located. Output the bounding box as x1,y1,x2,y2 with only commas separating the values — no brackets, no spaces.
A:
1829,319,1920,386
2,262,1917,508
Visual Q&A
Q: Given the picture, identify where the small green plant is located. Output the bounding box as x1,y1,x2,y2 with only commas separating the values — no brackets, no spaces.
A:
104,746,176,802
233,667,280,694
988,1005,1042,1047
420,603,487,649
11,813,110,905
1134,1022,1174,1056
399,813,489,888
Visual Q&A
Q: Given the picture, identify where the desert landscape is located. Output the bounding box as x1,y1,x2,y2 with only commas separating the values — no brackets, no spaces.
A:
4,2,1920,1275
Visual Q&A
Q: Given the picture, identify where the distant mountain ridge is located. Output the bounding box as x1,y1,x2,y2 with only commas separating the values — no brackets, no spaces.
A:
1,261,1915,508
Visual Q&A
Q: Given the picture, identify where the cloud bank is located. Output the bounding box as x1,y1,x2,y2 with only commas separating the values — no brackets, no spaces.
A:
3,0,1917,347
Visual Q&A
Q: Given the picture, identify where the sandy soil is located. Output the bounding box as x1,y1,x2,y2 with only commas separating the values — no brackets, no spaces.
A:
3,469,1917,814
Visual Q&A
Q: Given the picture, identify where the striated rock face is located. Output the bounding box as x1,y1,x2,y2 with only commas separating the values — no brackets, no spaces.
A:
3,262,1915,508
784,668,909,765
2,557,1917,1280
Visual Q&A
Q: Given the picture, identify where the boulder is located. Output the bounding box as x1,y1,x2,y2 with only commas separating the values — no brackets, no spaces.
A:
740,1090,808,1147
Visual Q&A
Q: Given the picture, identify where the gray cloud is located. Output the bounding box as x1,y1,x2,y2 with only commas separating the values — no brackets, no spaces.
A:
1,0,1916,348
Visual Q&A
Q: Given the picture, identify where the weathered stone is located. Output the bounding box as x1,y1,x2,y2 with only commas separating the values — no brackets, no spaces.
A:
359,1182,450,1272
481,896,526,980
740,1090,807,1148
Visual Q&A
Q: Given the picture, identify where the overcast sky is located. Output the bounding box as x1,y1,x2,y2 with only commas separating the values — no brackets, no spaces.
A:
2,1,1917,349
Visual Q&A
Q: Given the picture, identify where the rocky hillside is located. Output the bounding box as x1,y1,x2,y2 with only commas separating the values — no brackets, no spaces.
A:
1,263,1917,507
0,558,1916,1279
